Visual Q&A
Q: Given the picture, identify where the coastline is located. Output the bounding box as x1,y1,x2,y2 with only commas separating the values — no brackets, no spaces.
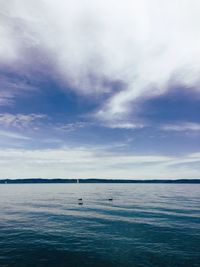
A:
0,178,200,184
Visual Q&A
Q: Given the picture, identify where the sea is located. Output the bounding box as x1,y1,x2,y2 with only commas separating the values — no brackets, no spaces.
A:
0,183,199,267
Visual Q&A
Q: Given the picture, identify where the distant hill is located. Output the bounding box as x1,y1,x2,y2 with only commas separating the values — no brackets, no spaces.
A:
0,178,200,184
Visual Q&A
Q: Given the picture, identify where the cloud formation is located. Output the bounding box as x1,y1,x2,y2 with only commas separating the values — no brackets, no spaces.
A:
0,130,30,140
0,147,199,179
1,0,200,126
162,122,200,132
0,113,47,128
0,75,37,106
0,1,200,179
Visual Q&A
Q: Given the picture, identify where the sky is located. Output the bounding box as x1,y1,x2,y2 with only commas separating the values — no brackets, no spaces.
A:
0,0,200,179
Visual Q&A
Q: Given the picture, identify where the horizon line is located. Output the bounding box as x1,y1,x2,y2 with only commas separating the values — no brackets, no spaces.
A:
0,178,200,184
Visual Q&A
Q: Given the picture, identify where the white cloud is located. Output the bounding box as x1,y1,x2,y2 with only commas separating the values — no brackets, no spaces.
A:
1,0,200,126
0,147,199,179
0,130,30,140
162,122,200,132
104,122,144,130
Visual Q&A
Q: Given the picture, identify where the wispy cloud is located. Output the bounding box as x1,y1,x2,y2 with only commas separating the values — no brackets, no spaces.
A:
162,122,200,132
0,130,30,140
0,74,38,106
58,122,87,132
103,122,144,130
0,113,47,128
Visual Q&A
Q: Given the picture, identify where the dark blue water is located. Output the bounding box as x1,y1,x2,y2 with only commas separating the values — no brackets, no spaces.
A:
0,184,199,267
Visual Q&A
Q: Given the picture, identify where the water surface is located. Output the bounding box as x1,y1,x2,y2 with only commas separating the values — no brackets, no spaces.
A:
0,184,199,267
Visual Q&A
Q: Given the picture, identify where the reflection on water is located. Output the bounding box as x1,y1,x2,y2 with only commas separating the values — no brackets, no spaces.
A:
0,184,199,267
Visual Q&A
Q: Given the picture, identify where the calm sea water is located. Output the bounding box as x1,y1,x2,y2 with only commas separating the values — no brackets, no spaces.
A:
0,184,199,267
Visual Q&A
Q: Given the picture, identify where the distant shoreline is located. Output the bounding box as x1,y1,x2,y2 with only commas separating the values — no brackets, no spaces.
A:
0,178,200,184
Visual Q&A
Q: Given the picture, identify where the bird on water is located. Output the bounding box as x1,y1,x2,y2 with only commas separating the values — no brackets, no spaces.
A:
78,198,83,205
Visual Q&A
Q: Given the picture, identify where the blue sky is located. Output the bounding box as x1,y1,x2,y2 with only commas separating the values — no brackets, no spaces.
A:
0,0,200,179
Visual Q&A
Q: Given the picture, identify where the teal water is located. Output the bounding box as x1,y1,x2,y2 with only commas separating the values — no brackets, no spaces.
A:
0,184,199,267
